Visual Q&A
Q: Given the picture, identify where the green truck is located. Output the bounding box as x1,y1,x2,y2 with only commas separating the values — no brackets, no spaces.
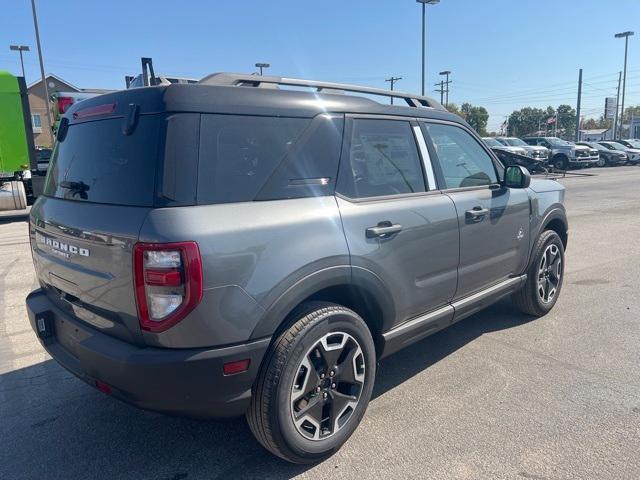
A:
0,71,39,210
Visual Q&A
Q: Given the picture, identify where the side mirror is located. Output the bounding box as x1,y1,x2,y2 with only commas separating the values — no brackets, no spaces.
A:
504,165,531,189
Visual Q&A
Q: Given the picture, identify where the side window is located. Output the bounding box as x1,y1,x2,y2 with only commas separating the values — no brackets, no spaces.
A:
256,114,344,200
338,119,425,199
198,115,308,204
423,123,498,189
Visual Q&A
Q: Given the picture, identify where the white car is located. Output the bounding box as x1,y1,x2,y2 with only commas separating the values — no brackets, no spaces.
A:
496,137,549,160
482,137,527,156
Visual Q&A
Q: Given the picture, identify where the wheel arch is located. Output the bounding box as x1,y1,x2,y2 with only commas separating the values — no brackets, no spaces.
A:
526,208,568,270
250,266,396,358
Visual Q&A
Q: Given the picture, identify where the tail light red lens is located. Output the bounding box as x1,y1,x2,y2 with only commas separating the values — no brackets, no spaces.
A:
133,241,203,333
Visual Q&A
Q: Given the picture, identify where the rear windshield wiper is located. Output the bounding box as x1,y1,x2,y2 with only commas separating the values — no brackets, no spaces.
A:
59,180,90,199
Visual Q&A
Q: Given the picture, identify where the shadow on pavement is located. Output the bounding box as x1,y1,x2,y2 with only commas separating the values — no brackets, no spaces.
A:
0,300,533,480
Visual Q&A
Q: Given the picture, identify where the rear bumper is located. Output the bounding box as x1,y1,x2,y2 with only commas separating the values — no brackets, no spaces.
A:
26,288,270,418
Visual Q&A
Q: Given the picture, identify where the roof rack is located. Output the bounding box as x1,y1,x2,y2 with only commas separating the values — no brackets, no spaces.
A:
198,72,446,111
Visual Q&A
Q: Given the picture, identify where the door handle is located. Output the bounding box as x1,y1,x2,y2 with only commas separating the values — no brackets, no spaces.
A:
465,206,489,223
366,222,403,238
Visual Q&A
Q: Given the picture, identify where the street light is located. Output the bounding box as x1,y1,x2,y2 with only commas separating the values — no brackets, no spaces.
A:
416,0,440,96
255,63,270,76
439,70,451,107
9,45,30,80
615,31,634,138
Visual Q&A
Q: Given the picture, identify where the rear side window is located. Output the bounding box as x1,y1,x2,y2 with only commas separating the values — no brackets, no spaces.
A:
424,123,498,189
43,115,161,206
198,115,309,204
338,119,425,199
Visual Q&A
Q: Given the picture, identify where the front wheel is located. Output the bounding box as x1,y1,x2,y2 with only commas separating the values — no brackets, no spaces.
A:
553,155,569,171
246,302,376,464
512,230,565,316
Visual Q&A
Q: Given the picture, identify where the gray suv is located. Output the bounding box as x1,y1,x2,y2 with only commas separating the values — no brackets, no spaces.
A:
26,73,568,463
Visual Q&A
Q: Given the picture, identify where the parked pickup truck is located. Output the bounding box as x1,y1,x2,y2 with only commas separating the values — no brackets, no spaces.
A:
522,136,598,170
496,137,550,161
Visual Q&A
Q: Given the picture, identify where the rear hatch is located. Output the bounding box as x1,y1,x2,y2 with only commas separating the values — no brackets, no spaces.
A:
29,95,165,345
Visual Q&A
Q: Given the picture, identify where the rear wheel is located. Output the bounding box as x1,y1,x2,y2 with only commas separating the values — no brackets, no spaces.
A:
247,302,376,464
512,230,565,316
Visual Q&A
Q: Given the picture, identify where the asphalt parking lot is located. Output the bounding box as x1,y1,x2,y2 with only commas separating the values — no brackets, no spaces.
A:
1,166,639,480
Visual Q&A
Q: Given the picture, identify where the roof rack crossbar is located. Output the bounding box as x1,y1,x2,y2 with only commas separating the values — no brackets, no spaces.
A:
198,73,446,111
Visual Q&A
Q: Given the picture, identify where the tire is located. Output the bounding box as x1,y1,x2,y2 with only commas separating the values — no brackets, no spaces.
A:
552,155,568,171
596,156,606,167
512,230,565,317
246,302,376,464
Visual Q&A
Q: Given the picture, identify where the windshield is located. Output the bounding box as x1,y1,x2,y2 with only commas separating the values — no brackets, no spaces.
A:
581,142,603,151
546,137,571,147
503,138,528,147
624,139,640,148
609,142,628,151
603,142,627,150
483,138,502,147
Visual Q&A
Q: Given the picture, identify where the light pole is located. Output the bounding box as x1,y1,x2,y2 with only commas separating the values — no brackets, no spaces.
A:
9,45,30,80
416,0,440,96
615,31,633,138
385,76,402,104
30,0,53,140
255,63,270,76
439,70,451,107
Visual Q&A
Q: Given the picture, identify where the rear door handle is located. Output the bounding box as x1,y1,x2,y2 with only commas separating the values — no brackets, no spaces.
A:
366,222,403,238
465,207,489,223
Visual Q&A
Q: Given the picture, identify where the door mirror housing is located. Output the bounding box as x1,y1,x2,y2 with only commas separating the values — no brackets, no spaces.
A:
504,165,531,189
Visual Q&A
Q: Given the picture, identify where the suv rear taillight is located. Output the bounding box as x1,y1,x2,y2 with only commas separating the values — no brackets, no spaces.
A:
133,242,203,333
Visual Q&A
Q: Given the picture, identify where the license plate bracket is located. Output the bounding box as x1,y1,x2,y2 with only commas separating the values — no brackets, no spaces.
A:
35,311,55,342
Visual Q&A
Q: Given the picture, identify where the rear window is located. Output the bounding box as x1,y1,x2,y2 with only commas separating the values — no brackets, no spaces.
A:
44,115,161,206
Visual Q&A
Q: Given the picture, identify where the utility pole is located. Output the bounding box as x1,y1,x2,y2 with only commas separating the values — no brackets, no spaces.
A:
30,0,52,139
439,70,451,107
434,80,444,104
614,71,622,139
575,68,582,142
615,31,633,138
385,76,402,104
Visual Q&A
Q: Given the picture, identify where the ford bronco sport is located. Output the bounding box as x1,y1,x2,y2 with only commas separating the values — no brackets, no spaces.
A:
26,73,568,463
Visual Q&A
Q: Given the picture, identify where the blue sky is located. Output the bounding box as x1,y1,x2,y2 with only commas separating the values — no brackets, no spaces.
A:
2,0,639,130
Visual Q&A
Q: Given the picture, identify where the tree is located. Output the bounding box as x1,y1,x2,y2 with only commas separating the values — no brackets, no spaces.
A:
445,103,461,116
507,107,551,137
459,103,489,136
556,104,576,139
581,116,611,130
506,105,577,139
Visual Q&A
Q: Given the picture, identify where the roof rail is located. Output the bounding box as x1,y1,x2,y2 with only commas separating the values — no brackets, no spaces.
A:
198,72,447,111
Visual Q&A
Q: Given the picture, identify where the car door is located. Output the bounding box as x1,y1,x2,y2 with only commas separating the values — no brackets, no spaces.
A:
421,121,531,300
336,116,459,326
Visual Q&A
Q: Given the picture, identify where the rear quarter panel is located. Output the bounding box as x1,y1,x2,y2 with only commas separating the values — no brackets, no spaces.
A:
138,197,350,348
